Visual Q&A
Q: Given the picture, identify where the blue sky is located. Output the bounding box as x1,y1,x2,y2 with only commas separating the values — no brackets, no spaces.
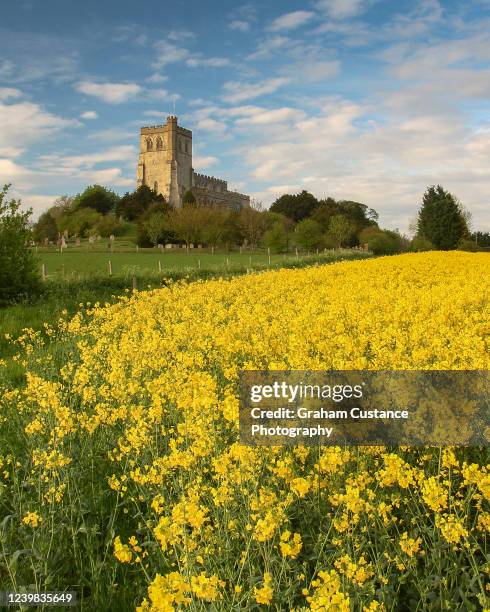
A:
1,0,490,231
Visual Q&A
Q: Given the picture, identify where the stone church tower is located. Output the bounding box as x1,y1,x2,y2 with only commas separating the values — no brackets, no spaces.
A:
136,115,192,208
136,116,249,209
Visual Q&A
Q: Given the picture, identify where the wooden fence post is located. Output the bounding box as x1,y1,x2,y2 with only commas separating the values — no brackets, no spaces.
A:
42,263,46,281
108,260,112,276
132,275,137,290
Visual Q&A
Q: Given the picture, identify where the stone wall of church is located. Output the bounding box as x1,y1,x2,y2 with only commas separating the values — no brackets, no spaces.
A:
192,172,249,210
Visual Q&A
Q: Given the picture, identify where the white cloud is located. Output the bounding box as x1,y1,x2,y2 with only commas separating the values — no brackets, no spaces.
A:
87,128,134,142
75,81,142,104
146,73,168,83
270,11,315,32
196,118,227,132
0,158,29,179
229,20,250,32
285,60,340,82
143,110,166,118
153,41,190,68
0,60,14,78
316,0,368,19
186,57,230,68
0,87,22,101
193,155,219,169
37,145,137,172
247,36,290,61
0,98,79,157
167,29,195,42
235,107,303,125
80,111,98,120
223,77,291,103
146,88,171,101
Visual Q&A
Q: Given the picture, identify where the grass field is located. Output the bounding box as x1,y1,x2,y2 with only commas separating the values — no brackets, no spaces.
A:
35,247,358,279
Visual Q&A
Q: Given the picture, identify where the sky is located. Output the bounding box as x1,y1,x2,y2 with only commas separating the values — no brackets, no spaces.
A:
1,0,490,232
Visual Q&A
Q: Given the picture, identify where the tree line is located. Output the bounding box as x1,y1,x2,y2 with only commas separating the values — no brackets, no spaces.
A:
32,183,486,254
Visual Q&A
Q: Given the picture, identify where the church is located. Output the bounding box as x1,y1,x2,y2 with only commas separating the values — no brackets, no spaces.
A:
136,115,250,210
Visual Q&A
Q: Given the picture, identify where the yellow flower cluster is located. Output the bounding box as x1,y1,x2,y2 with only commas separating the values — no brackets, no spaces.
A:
3,252,490,610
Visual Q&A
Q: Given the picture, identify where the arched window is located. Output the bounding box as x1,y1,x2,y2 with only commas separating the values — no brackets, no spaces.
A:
146,138,153,151
156,137,163,150
154,181,158,193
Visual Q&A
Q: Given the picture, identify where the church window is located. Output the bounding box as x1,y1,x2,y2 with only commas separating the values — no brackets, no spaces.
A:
146,138,153,151
156,137,163,150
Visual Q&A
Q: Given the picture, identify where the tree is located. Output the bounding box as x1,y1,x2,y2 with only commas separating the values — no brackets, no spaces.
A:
416,185,467,250
269,190,319,223
311,197,340,230
49,195,75,225
143,212,168,246
472,231,490,247
136,201,173,246
338,201,378,229
220,210,242,251
116,186,164,221
73,185,120,215
262,220,289,253
165,205,207,248
0,184,40,304
327,215,356,248
33,211,58,243
183,190,196,205
58,207,102,237
201,208,228,248
295,219,324,251
239,200,267,248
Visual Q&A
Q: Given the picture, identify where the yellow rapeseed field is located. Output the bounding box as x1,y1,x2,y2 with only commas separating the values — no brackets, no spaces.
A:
0,251,489,610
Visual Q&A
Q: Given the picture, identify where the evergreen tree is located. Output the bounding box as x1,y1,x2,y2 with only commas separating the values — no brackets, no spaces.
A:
417,185,467,250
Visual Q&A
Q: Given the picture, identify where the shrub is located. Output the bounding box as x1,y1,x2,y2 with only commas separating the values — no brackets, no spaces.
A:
358,227,405,255
95,214,123,238
0,185,40,305
410,236,434,252
457,238,478,252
